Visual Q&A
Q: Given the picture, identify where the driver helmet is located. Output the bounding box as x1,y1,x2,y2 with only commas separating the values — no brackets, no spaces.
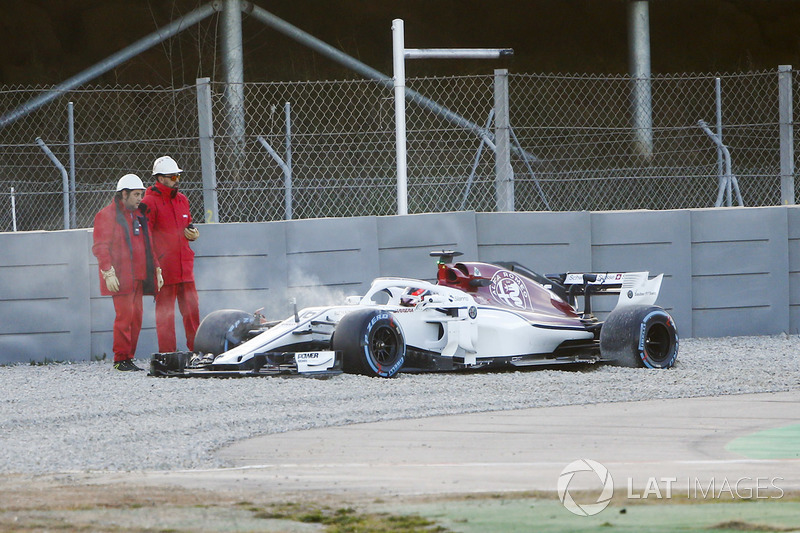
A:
400,287,430,307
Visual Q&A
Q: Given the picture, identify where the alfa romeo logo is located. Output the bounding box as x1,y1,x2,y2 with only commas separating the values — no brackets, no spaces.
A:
489,270,531,309
557,459,614,516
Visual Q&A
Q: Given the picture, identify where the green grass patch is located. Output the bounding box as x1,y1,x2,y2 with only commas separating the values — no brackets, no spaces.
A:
725,424,800,460
376,497,800,533
251,502,448,532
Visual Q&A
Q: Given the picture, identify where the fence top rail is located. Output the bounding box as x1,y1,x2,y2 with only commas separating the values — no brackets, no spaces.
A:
0,68,788,94
513,69,782,81
0,84,201,95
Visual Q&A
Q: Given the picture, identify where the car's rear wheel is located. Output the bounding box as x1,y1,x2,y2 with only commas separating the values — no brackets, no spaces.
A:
193,309,257,356
333,309,405,377
599,305,678,368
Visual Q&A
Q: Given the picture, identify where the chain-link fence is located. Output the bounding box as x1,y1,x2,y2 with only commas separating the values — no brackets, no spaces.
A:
0,68,797,232
508,70,787,212
0,85,202,231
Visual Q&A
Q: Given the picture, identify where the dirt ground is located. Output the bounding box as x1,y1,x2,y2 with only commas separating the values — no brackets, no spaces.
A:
1,475,317,532
0,473,454,532
4,474,800,533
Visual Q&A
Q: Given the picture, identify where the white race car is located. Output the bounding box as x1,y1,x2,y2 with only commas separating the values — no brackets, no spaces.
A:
149,251,678,378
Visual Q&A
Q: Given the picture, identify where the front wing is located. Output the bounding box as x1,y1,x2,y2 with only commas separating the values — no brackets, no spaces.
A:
149,350,343,378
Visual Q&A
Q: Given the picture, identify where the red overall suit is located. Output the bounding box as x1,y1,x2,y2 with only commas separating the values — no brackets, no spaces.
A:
92,199,159,363
142,181,200,352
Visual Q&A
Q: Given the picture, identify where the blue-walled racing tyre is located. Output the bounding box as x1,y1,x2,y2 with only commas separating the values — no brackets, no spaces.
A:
333,309,406,377
599,305,678,368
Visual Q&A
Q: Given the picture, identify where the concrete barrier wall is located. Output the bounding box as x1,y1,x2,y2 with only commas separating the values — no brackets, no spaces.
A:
1,230,93,364
0,207,796,364
691,208,790,337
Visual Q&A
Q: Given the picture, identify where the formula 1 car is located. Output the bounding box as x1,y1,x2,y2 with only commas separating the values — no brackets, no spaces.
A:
149,251,678,378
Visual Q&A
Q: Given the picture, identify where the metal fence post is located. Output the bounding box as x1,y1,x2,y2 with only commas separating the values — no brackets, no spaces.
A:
494,69,514,212
255,135,292,219
779,65,794,205
715,78,724,184
628,0,654,160
222,0,246,180
68,101,76,228
284,102,293,220
197,77,219,223
392,18,408,215
35,137,70,229
10,187,17,232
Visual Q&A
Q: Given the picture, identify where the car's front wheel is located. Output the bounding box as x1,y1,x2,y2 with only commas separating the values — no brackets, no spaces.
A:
333,309,406,377
193,309,258,356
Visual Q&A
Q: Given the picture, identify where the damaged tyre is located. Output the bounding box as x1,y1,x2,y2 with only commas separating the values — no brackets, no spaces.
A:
193,309,258,356
599,305,678,368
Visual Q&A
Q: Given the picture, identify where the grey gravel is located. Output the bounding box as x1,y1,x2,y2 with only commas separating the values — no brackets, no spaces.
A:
2,335,799,474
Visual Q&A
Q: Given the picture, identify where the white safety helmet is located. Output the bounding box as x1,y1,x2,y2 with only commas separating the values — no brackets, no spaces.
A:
152,155,183,176
116,173,146,191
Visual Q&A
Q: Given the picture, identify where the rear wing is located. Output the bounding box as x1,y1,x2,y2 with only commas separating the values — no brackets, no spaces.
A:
548,271,663,314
